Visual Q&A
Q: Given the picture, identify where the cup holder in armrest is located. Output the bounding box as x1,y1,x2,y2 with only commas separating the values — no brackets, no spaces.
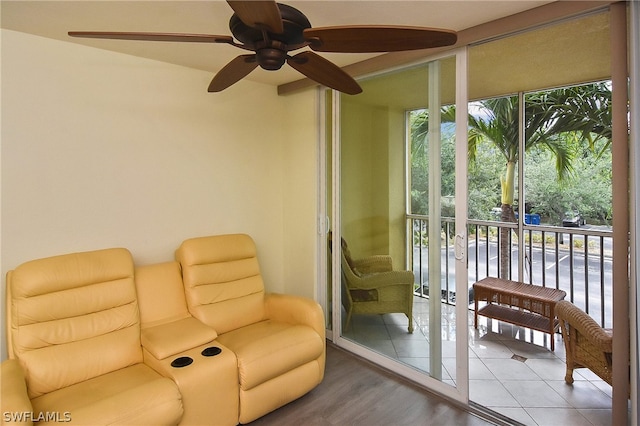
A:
171,356,193,368
201,346,222,357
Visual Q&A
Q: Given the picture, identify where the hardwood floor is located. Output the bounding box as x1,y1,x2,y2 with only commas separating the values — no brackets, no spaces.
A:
248,342,498,426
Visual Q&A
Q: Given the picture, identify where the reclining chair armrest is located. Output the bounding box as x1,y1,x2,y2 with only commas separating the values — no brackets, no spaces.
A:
265,293,325,340
1,359,34,426
141,316,218,360
351,270,415,290
353,255,393,273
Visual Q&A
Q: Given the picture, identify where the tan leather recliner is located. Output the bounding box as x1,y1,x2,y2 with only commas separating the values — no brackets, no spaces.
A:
175,234,325,424
134,261,239,425
2,248,183,426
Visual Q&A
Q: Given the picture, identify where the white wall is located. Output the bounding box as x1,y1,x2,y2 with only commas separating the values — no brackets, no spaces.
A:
0,30,320,359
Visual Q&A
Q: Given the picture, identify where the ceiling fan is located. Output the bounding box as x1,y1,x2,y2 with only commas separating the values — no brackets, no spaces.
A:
68,0,457,95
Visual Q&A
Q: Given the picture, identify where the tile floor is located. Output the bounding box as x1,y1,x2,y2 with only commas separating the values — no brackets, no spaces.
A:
341,296,624,426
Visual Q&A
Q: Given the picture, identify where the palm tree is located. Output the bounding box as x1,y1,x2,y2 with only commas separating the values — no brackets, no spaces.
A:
544,81,612,157
411,82,612,279
470,84,611,277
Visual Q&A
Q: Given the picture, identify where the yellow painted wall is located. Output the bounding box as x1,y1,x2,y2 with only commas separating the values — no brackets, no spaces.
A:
281,88,320,299
340,95,406,265
0,30,319,358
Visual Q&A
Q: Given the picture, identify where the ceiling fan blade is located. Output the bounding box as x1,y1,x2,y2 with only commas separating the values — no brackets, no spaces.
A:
208,54,258,92
226,1,283,34
287,52,362,95
304,26,457,53
68,31,234,45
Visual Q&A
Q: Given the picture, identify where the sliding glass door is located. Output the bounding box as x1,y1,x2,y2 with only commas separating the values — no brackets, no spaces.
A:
319,7,627,423
327,50,469,402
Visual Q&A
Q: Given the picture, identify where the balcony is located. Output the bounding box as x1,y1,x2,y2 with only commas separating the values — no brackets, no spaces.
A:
341,216,619,425
342,297,618,426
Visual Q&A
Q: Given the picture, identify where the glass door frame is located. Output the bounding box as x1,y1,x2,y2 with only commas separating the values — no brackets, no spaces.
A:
320,47,469,404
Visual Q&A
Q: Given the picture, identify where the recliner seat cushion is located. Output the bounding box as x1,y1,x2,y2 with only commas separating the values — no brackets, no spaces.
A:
216,320,324,391
30,363,183,425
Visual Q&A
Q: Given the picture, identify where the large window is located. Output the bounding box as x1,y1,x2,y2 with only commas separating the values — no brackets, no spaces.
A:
407,80,613,311
460,82,613,324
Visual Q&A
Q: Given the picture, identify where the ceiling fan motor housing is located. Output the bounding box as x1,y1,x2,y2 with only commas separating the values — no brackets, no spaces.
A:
230,3,311,70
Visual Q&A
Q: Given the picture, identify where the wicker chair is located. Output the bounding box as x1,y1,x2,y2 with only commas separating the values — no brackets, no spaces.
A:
555,300,612,385
338,237,415,333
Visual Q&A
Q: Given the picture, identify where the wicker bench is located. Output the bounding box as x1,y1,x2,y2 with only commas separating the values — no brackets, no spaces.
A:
473,277,566,350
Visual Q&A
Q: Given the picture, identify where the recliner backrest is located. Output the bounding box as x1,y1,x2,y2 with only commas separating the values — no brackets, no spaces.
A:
6,248,142,398
176,234,265,334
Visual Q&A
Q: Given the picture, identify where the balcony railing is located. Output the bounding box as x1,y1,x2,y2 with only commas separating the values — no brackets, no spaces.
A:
408,214,613,328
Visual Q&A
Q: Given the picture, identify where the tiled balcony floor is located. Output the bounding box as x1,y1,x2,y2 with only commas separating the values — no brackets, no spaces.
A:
341,296,622,426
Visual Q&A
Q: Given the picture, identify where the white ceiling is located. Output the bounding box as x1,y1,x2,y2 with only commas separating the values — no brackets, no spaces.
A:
1,0,554,88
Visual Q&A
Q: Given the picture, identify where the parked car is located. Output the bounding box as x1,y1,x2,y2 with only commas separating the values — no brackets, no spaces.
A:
562,210,586,227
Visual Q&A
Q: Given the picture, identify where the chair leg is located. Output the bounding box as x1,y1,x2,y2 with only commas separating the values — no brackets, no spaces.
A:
564,355,575,384
407,314,414,333
565,368,574,384
344,309,353,332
